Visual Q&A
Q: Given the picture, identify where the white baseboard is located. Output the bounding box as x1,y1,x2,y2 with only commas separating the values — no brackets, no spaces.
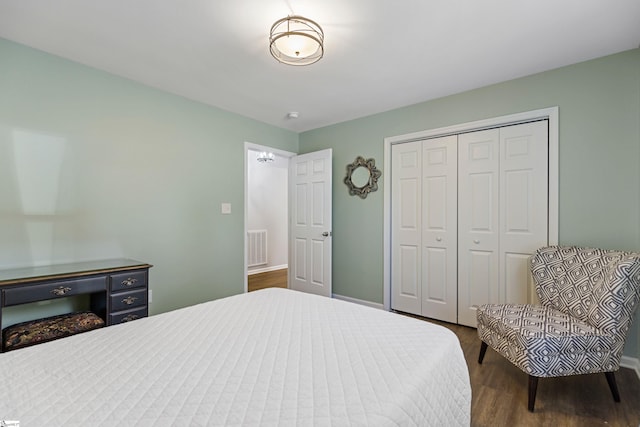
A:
248,264,287,275
332,293,384,310
620,355,640,380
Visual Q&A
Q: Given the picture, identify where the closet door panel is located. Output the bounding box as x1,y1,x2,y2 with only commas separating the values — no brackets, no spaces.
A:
461,250,495,303
391,141,422,315
422,136,457,322
458,129,500,327
500,121,549,304
423,248,446,300
504,252,532,303
398,245,420,299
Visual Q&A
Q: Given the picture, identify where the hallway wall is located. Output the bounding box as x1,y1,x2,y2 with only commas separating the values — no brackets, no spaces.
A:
247,150,288,273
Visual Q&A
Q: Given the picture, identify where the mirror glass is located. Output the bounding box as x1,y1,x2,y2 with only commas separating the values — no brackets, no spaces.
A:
350,166,370,188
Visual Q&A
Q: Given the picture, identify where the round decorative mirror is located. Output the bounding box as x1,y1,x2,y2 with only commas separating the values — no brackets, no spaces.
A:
344,156,382,199
350,166,371,188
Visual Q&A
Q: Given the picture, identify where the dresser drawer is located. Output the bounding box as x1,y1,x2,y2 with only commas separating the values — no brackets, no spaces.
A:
110,270,148,292
3,276,106,306
109,306,147,325
110,288,147,312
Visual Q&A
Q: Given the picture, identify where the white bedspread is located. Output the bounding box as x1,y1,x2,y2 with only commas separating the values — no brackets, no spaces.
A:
0,288,470,426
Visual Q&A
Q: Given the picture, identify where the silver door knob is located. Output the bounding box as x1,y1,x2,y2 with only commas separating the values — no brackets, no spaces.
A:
322,231,331,237
436,237,442,242
473,239,480,244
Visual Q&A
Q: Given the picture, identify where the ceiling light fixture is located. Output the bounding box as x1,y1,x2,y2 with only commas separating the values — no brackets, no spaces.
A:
257,151,275,163
269,15,324,66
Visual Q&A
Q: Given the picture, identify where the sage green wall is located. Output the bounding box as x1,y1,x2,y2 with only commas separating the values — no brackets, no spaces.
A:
300,48,640,358
0,38,298,322
2,36,639,360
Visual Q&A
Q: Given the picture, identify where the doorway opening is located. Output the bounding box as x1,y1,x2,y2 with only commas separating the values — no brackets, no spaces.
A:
244,142,294,293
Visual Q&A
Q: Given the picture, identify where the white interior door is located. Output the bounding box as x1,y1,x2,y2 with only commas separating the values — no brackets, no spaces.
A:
457,129,500,327
289,149,332,297
499,121,549,305
391,141,422,314
457,122,549,327
421,135,458,323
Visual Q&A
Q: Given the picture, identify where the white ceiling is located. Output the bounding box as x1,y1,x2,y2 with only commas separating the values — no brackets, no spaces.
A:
1,1,639,132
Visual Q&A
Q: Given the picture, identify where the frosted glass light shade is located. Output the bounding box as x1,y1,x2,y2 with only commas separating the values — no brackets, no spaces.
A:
269,15,324,66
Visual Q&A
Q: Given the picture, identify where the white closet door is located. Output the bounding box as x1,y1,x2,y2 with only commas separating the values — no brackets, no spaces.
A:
458,129,500,327
391,119,550,327
421,136,458,323
391,141,422,315
499,121,549,304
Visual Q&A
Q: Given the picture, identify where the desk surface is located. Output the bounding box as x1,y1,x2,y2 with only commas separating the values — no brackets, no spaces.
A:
0,259,152,286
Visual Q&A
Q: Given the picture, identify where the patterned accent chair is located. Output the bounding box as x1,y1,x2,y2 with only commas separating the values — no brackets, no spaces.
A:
476,246,640,412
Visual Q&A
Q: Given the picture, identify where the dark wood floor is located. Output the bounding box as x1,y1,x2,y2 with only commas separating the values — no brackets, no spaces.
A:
247,273,640,426
428,318,640,427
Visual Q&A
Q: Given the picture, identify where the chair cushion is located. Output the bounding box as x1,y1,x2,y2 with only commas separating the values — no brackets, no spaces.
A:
477,304,619,377
3,311,105,351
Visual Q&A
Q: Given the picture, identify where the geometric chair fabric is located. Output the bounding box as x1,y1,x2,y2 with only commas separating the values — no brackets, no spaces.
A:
476,246,640,411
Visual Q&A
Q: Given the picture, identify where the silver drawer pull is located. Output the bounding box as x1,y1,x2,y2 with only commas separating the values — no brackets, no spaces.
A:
122,314,139,322
50,286,72,296
122,278,138,287
122,296,138,305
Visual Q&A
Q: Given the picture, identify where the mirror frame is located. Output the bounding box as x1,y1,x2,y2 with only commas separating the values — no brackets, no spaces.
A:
344,156,382,199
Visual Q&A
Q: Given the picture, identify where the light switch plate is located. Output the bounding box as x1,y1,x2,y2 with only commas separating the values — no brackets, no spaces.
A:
221,202,231,214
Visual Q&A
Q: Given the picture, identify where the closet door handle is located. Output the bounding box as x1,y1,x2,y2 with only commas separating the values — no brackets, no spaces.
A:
436,237,442,242
473,239,480,244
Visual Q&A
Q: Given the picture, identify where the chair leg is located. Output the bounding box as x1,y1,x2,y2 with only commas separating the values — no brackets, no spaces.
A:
478,341,488,364
528,376,539,412
605,372,621,402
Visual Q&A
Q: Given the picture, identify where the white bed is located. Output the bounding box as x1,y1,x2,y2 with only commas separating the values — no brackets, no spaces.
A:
0,288,471,426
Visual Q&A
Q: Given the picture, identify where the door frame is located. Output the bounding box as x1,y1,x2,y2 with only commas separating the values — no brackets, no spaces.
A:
243,142,296,293
382,107,560,311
